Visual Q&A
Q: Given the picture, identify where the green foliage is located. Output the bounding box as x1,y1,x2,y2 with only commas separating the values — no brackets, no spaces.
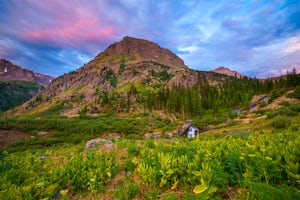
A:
119,63,126,74
137,131,299,198
267,107,298,119
1,128,300,199
290,103,300,112
288,86,300,99
268,89,284,103
150,70,174,81
244,183,300,200
270,116,292,129
0,149,116,199
110,77,118,87
146,140,155,149
124,159,136,172
114,178,140,200
226,129,251,139
92,70,298,119
65,151,116,193
0,81,44,111
128,144,141,157
35,101,66,117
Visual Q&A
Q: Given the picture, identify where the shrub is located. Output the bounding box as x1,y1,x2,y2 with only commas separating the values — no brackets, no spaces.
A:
290,103,300,112
114,178,140,200
288,87,300,99
268,89,284,103
128,144,141,157
270,116,291,129
267,108,298,119
118,63,126,74
146,140,155,149
124,159,136,172
291,125,299,132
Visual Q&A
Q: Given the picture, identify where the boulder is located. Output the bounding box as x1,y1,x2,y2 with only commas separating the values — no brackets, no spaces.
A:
37,131,48,136
84,138,113,150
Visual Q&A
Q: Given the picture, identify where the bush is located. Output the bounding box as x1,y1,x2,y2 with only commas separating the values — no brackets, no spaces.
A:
146,140,155,149
267,108,298,119
290,103,300,112
288,87,300,99
114,179,140,200
268,89,284,103
124,159,136,172
270,116,291,129
127,144,141,157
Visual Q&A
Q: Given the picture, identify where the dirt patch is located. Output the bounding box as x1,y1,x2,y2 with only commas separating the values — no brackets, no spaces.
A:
0,129,32,148
263,96,299,110
235,115,267,124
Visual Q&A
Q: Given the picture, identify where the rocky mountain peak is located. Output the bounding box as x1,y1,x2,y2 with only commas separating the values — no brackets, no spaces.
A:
95,36,187,70
212,66,243,78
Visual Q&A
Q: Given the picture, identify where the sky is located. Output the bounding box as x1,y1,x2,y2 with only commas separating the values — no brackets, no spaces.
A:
1,0,300,78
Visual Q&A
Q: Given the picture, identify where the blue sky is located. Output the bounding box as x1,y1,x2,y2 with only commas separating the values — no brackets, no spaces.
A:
1,0,300,78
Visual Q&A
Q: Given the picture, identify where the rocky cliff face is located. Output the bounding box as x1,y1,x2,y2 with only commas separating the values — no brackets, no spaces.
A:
212,66,243,78
0,59,54,85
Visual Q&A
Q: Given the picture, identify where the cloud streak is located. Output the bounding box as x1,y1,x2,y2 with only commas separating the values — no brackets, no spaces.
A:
0,0,300,77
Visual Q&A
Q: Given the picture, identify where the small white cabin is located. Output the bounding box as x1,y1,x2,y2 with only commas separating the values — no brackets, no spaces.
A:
187,125,199,138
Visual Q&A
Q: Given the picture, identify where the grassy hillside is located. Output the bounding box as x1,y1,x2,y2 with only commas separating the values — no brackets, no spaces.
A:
0,81,44,112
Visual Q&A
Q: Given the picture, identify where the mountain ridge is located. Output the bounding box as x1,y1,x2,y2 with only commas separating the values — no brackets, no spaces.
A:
0,59,54,85
6,36,270,117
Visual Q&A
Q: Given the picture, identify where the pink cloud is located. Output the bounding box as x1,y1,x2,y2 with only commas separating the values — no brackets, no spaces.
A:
8,1,123,52
24,19,119,44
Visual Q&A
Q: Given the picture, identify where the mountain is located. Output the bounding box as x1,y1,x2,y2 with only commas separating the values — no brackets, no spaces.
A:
0,59,54,85
0,59,54,112
6,37,241,117
212,66,243,78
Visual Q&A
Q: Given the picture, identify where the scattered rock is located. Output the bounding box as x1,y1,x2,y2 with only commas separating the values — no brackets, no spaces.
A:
84,138,113,151
152,132,162,139
37,131,48,136
165,132,174,137
100,142,114,150
40,155,48,160
144,133,152,139
108,133,120,138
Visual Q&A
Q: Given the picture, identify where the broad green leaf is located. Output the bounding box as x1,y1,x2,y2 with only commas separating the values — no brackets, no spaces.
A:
160,178,167,187
208,185,218,195
171,180,179,190
265,156,272,161
159,170,166,176
192,171,202,176
193,185,208,194
60,189,68,196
